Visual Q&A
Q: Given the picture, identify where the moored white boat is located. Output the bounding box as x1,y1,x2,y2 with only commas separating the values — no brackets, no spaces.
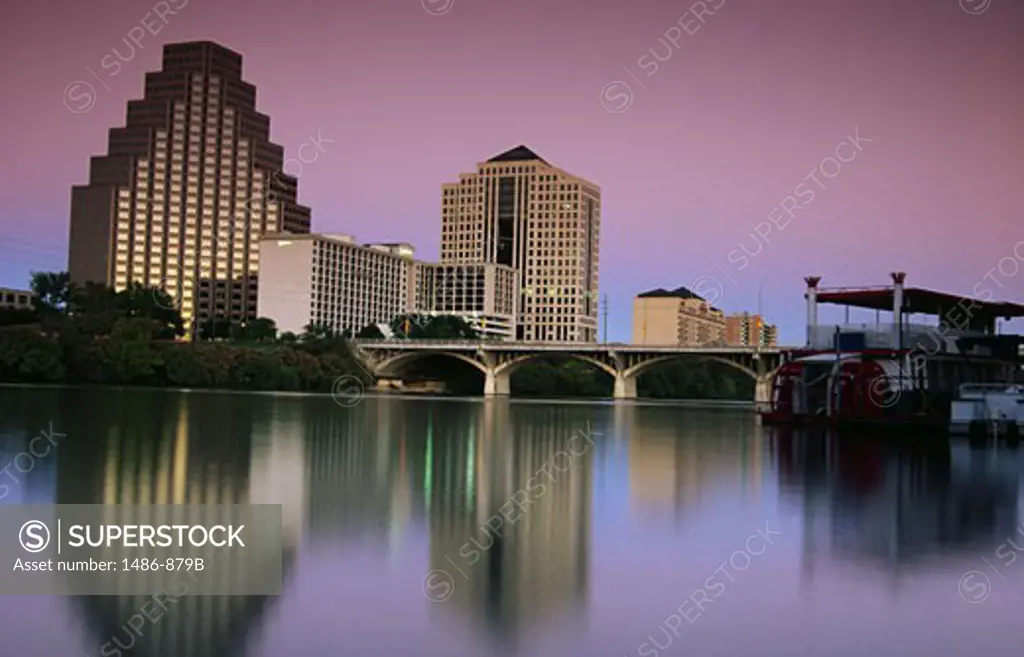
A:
950,383,1024,436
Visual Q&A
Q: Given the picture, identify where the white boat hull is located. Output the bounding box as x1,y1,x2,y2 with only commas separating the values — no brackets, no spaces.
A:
949,385,1024,434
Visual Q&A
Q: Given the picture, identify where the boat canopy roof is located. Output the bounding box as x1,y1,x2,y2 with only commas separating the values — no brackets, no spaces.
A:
815,286,1024,319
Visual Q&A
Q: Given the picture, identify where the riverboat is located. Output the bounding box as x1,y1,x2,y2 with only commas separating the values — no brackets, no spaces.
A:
761,273,1024,434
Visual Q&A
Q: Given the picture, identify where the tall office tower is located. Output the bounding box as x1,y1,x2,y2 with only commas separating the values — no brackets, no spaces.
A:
440,146,600,342
68,41,311,334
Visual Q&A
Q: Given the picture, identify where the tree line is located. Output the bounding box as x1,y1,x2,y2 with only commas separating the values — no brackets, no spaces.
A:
0,271,370,391
0,272,751,399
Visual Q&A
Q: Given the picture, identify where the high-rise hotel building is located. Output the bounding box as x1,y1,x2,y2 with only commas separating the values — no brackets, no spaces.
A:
257,233,416,336
414,262,518,339
67,42,311,333
441,146,600,342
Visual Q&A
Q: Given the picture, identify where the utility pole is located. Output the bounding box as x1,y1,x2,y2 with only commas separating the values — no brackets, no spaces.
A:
601,293,609,343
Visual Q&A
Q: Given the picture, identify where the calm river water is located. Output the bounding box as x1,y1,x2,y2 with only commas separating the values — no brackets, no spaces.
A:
0,386,1022,657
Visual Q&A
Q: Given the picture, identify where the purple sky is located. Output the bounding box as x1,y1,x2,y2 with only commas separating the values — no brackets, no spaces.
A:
1,0,1022,342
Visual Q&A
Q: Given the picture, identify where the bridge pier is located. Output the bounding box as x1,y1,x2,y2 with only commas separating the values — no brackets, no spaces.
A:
484,369,510,396
755,373,773,413
613,373,637,400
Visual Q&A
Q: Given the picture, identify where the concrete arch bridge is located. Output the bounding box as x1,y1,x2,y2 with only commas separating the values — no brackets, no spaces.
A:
351,340,790,406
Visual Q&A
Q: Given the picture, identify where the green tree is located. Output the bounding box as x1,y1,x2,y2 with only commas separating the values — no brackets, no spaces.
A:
301,322,335,342
29,271,72,314
0,330,65,383
422,315,478,339
356,323,385,339
115,282,184,337
70,281,120,336
0,306,39,327
243,317,278,342
99,318,163,384
389,314,477,339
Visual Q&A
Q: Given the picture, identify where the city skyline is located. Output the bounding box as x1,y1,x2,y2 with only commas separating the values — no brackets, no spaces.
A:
2,0,1024,343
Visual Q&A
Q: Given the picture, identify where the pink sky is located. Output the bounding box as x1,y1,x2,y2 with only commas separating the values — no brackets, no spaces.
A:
1,0,1022,342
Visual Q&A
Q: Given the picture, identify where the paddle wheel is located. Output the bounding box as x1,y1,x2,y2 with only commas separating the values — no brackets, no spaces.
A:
830,359,889,421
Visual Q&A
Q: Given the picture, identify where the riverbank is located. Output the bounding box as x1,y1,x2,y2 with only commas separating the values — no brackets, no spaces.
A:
0,323,753,402
0,382,755,408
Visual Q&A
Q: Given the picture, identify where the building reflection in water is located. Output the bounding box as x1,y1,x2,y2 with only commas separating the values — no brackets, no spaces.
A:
628,407,764,519
425,399,593,648
769,429,1024,582
53,390,302,657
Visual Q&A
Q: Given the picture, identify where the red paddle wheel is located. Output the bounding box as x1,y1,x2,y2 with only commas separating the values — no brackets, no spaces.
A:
831,359,888,421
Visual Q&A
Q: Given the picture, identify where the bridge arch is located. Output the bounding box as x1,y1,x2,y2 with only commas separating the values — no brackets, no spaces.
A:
493,352,618,380
623,355,758,381
372,350,488,378
623,355,785,383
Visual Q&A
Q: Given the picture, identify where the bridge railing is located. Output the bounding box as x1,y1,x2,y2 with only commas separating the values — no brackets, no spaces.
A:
350,339,788,353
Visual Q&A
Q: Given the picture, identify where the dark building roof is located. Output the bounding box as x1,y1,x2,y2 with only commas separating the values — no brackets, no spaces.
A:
487,145,549,165
637,286,704,300
816,287,1024,318
637,286,722,312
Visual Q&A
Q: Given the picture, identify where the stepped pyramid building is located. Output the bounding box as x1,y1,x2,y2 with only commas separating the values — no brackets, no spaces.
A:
67,41,311,333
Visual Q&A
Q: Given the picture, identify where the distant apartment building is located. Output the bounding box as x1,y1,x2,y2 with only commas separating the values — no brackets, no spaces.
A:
256,233,414,335
67,41,311,335
440,145,600,342
632,286,725,347
0,287,33,310
725,312,778,347
414,262,518,339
